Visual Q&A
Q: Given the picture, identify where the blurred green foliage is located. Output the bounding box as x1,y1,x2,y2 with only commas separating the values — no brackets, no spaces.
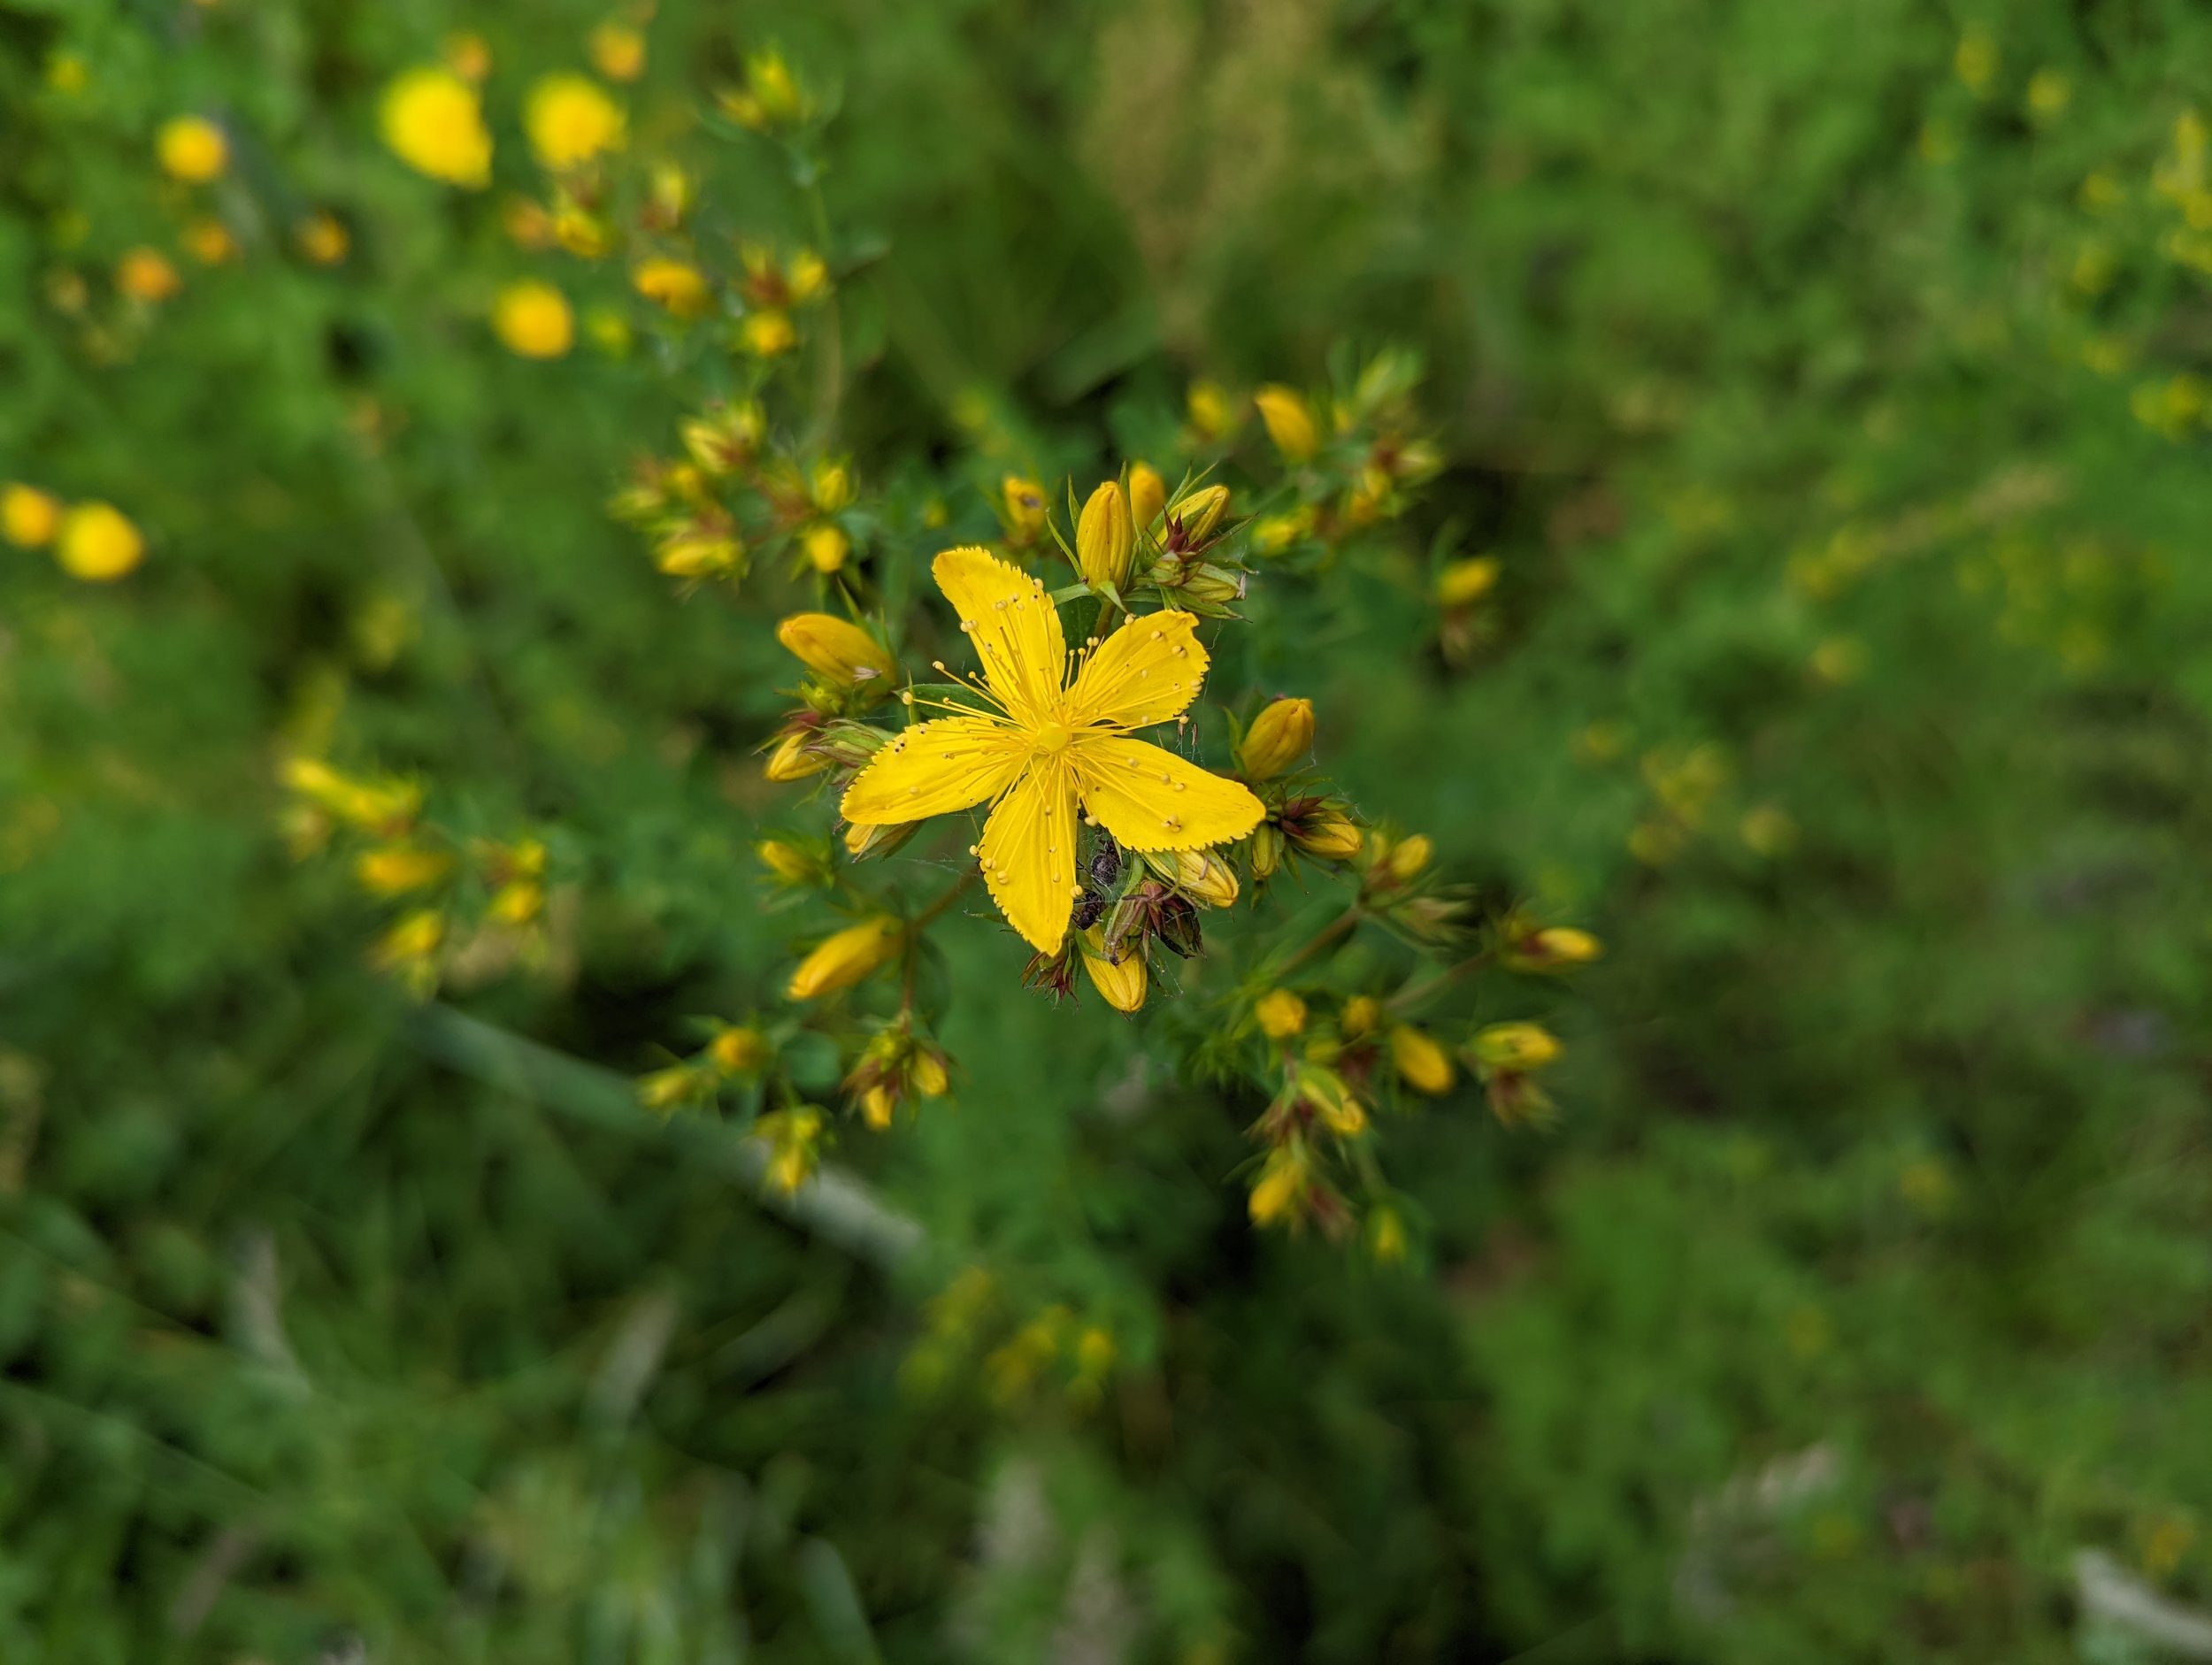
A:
10,0,2212,1659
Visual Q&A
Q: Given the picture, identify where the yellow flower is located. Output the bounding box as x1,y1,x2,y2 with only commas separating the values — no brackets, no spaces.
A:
2025,68,2070,121
710,1026,769,1074
3,485,62,549
633,257,711,319
1079,926,1148,1012
1255,988,1307,1040
46,52,88,95
1248,1147,1305,1225
757,838,818,885
1187,380,1237,441
787,917,905,1000
841,549,1263,952
1240,697,1313,779
1518,925,1601,969
588,21,647,82
638,1064,702,1112
488,879,543,925
1340,994,1381,1040
776,613,895,688
1437,556,1501,608
1002,475,1048,541
1367,1206,1409,1263
804,524,849,573
1127,461,1166,530
116,248,180,303
526,74,626,171
1254,384,1319,461
755,1105,824,1194
56,503,144,581
718,48,811,131
182,218,238,265
296,212,348,265
157,116,227,183
787,248,829,303
764,730,828,781
1954,27,1997,96
492,280,574,358
1472,1022,1562,1072
355,845,455,895
373,909,445,984
742,309,795,357
1286,804,1361,860
380,67,492,188
1389,1026,1455,1094
1381,832,1432,881
1076,480,1135,589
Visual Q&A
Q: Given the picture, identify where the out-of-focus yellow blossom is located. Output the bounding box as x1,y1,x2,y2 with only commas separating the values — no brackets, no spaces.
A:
754,1106,825,1195
116,248,180,303
787,917,905,1000
776,613,895,688
1340,994,1382,1041
1240,697,1314,779
1254,384,1319,462
585,306,632,356
657,520,742,581
1471,1022,1562,1072
296,212,348,265
710,1026,770,1074
56,503,144,581
355,845,454,896
182,218,239,265
804,524,850,573
1187,379,1237,442
633,257,711,319
1437,556,1501,608
1385,833,1432,881
718,47,810,132
1002,475,1048,541
526,74,626,171
1077,480,1135,590
46,53,88,95
757,838,818,886
1389,1026,1455,1095
1256,988,1308,1040
1252,507,1315,555
1505,925,1602,972
787,248,829,303
742,309,795,357
1126,461,1166,530
283,759,421,833
1367,1206,1409,1263
638,1064,704,1112
1740,803,1799,856
373,909,444,982
380,67,492,188
552,201,614,258
2025,68,2070,121
488,878,543,925
588,21,647,82
492,280,574,358
810,460,853,513
1954,27,1997,96
1248,1146,1307,1226
1079,927,1148,1013
157,116,227,183
3,486,63,549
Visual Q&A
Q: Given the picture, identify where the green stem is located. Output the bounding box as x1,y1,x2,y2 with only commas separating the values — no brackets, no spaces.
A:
1270,905,1363,982
1386,950,1492,1017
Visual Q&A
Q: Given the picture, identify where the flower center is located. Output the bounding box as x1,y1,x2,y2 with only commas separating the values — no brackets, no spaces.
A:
1031,720,1075,756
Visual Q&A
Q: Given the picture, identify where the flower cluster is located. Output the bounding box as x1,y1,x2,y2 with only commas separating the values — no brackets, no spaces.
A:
2,486,144,582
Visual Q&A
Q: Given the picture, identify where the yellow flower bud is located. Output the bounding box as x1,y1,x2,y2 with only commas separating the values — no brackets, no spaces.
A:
1240,698,1314,780
1255,988,1308,1040
1437,556,1501,608
912,1048,950,1098
710,1026,769,1074
526,73,626,171
373,908,444,971
657,523,742,581
3,485,62,549
1287,807,1362,861
1248,1147,1305,1226
56,503,145,582
183,218,239,265
787,249,830,303
776,613,895,689
381,66,493,188
634,258,711,319
638,1064,701,1111
756,1105,825,1193
743,310,795,357
588,21,646,83
1002,475,1048,540
787,916,904,1000
1079,926,1148,1013
860,1084,896,1128
1367,1206,1409,1263
1255,384,1320,462
445,32,492,81
1389,1026,1455,1095
1472,1022,1563,1073
157,116,227,184
354,845,455,896
488,879,543,925
804,524,850,573
764,731,829,782
1187,380,1236,442
491,280,573,359
1250,823,1284,880
1386,834,1433,881
116,248,180,303
1076,480,1135,590
296,211,349,265
1164,848,1238,909
757,838,817,885
1340,995,1381,1040
1127,462,1166,531
1171,483,1230,543
1525,926,1602,969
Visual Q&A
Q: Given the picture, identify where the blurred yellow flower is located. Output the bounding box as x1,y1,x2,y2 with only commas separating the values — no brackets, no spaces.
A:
3,485,63,549
46,52,88,95
1256,988,1308,1040
788,917,905,1001
1437,556,1501,607
2025,68,2070,121
1002,475,1048,541
742,309,795,357
1128,461,1166,530
355,845,455,896
633,258,712,319
710,1026,770,1074
1389,1026,1455,1094
1187,379,1238,442
56,503,145,582
116,247,180,303
803,523,850,573
526,74,626,171
182,218,239,265
1954,27,1997,96
381,67,492,188
492,280,575,358
1255,384,1319,462
1248,1147,1306,1226
296,212,348,265
588,21,647,82
157,116,227,183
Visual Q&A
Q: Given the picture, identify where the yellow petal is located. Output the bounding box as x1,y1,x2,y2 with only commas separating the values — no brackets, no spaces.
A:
1073,737,1263,852
1068,610,1210,731
841,717,1023,825
978,762,1078,952
933,546,1066,722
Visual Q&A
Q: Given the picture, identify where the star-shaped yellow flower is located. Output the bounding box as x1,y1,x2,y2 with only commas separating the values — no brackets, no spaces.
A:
842,547,1263,953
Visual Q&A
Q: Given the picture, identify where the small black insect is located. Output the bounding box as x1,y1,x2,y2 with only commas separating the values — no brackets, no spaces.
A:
1073,832,1124,931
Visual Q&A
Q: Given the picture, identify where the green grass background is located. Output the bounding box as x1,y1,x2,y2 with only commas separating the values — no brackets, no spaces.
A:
9,0,2212,1659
